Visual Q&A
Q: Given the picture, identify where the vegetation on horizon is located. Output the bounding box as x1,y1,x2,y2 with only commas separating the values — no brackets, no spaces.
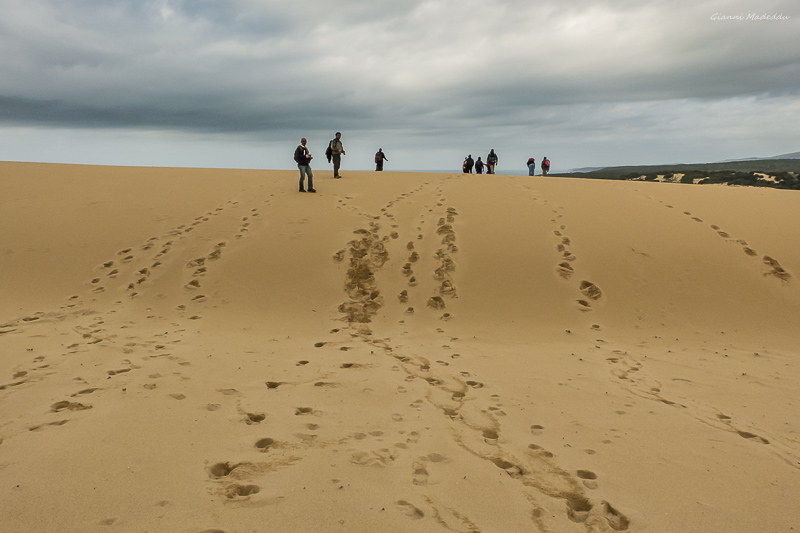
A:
561,159,800,190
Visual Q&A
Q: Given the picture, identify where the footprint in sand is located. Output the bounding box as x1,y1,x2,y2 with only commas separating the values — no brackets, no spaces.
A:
50,401,92,412
244,413,266,424
29,420,69,431
580,281,603,300
763,256,791,281
412,462,429,485
224,484,260,499
577,469,599,489
395,500,425,519
482,429,499,445
567,497,629,531
737,430,769,444
427,297,446,310
557,262,574,279
490,457,525,478
255,438,276,452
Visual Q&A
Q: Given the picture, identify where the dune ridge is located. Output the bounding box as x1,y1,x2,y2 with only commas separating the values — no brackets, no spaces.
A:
1,161,799,532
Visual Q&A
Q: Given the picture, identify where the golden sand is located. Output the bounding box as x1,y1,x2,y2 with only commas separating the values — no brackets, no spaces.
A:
1,161,799,532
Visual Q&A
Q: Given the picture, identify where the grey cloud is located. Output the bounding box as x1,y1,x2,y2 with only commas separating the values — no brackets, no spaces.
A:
0,0,798,169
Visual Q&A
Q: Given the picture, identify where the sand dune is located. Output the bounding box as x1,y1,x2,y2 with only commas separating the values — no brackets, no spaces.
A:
1,161,799,532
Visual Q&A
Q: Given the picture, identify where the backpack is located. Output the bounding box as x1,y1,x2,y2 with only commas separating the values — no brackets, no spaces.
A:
543,159,550,168
293,145,303,163
325,141,333,163
375,152,382,163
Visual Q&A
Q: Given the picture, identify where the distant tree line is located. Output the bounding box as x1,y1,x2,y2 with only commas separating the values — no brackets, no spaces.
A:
626,170,800,190
561,159,800,190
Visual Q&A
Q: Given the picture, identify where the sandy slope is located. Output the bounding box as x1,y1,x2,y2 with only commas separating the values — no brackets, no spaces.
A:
1,162,799,533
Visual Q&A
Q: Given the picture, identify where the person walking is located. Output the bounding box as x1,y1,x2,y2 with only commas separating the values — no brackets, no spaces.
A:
329,132,346,178
465,155,474,173
541,157,550,176
475,157,484,174
294,138,316,193
375,148,388,171
486,149,498,174
527,157,536,176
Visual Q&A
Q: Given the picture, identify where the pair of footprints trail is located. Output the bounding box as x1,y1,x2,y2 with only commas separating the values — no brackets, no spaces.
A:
24,381,104,433
334,181,458,323
662,202,791,282
543,200,604,313
401,197,459,320
86,200,262,308
604,349,800,468
357,333,630,532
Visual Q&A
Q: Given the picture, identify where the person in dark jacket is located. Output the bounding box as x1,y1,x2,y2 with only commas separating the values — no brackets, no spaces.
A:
464,155,474,173
541,157,550,176
294,138,316,192
475,157,484,174
487,149,498,174
375,148,388,171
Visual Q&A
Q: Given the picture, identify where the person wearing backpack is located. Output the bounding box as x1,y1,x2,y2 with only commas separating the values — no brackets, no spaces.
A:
375,148,388,171
486,149,498,174
329,132,346,178
541,157,550,176
475,157,484,174
293,138,316,193
527,157,536,176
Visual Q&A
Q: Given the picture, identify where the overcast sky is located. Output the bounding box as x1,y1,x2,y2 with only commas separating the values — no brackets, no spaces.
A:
1,0,798,172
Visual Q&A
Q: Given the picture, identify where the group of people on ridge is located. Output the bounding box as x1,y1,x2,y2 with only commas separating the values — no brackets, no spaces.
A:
293,132,348,193
294,132,392,193
294,135,551,193
462,149,499,174
528,157,550,176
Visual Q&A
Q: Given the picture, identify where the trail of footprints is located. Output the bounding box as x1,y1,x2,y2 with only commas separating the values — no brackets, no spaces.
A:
356,325,630,530
328,182,628,531
603,349,800,467
664,204,791,282
1,198,266,444
90,202,261,302
546,203,605,314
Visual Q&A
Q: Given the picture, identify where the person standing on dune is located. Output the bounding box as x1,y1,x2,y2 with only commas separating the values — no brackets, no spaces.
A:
527,157,536,176
294,138,315,193
375,148,388,171
329,132,346,178
464,155,474,173
487,149,498,174
541,157,550,176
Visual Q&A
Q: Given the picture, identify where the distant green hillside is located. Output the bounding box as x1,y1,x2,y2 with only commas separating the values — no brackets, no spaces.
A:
560,159,800,190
